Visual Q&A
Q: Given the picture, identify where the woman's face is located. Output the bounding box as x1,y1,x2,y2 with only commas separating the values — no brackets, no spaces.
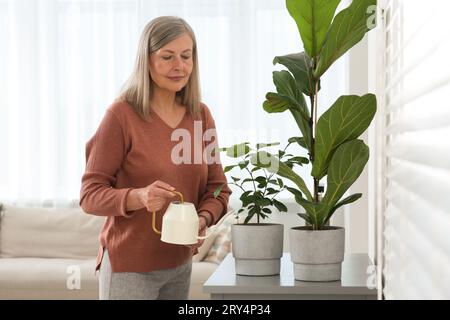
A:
149,33,194,94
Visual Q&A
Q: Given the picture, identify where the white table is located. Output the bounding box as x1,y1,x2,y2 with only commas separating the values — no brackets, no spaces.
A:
203,253,377,300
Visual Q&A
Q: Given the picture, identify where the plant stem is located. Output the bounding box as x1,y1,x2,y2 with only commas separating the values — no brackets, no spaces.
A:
309,95,315,164
262,167,269,198
314,178,319,203
244,167,261,223
310,56,320,205
231,182,246,193
313,80,320,203
310,88,320,203
245,167,257,193
270,187,285,202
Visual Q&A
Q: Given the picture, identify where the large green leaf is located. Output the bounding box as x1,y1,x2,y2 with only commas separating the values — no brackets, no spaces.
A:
263,71,312,152
263,92,295,113
314,0,377,78
273,70,302,101
288,136,307,149
323,193,362,224
273,52,319,96
286,0,341,59
289,108,312,153
322,140,369,210
263,71,308,119
292,195,330,229
286,186,303,202
294,196,316,224
296,192,362,229
312,94,376,179
263,93,311,152
297,213,312,224
298,142,368,229
250,151,313,201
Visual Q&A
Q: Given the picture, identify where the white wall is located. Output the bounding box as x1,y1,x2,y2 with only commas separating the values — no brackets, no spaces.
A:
346,36,371,258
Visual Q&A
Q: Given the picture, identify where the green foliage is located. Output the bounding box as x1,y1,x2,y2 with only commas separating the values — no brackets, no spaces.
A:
214,142,303,224
314,0,378,77
263,71,312,153
250,150,312,201
312,94,377,179
286,0,341,59
272,52,319,97
262,0,378,229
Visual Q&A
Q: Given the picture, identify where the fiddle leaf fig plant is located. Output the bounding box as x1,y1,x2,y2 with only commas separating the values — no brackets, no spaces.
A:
214,142,309,224
258,0,378,230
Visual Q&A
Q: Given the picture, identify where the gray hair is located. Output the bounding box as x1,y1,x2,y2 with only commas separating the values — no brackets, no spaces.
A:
119,16,201,120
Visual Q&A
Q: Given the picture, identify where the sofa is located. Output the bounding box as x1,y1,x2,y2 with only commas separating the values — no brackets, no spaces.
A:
0,203,233,300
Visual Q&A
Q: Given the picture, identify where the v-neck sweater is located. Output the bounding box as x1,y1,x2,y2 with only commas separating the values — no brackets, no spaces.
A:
79,100,232,272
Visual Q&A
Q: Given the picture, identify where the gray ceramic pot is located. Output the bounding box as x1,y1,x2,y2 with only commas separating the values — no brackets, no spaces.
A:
289,226,345,281
231,223,283,276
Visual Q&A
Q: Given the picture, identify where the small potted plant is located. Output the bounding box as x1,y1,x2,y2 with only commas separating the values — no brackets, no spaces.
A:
252,0,378,281
214,141,305,276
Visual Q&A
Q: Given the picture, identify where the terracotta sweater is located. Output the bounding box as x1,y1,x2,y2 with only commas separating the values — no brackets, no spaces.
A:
79,100,231,272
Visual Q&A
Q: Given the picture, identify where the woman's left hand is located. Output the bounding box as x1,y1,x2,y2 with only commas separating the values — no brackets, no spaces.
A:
196,215,208,248
187,215,208,252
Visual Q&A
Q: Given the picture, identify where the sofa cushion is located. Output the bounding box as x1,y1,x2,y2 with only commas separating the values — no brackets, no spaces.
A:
192,211,235,263
0,257,98,299
203,221,232,264
0,205,104,259
192,226,222,263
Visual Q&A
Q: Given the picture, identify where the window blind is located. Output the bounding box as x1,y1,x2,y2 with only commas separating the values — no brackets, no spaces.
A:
382,0,450,299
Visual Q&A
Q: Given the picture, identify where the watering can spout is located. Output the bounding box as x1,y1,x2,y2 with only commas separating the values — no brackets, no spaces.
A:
150,190,234,245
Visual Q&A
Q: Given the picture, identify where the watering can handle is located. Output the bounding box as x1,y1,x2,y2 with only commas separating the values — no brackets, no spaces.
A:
197,209,235,240
151,190,184,234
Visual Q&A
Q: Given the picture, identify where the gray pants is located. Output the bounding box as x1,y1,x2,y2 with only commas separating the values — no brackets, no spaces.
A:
99,249,192,300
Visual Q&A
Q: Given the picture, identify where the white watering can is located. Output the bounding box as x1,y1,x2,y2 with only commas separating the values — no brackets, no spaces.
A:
151,190,235,245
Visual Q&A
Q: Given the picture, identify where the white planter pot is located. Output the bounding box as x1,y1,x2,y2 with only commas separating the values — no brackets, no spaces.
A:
231,223,283,276
289,226,345,281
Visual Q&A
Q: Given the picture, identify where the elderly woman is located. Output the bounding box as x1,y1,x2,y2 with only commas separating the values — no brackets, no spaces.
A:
79,16,231,300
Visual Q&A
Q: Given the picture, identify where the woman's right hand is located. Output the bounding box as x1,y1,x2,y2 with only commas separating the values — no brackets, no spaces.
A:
136,180,176,212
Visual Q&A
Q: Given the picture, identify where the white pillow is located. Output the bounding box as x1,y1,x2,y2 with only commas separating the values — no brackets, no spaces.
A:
192,210,236,262
0,205,105,259
192,229,220,263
